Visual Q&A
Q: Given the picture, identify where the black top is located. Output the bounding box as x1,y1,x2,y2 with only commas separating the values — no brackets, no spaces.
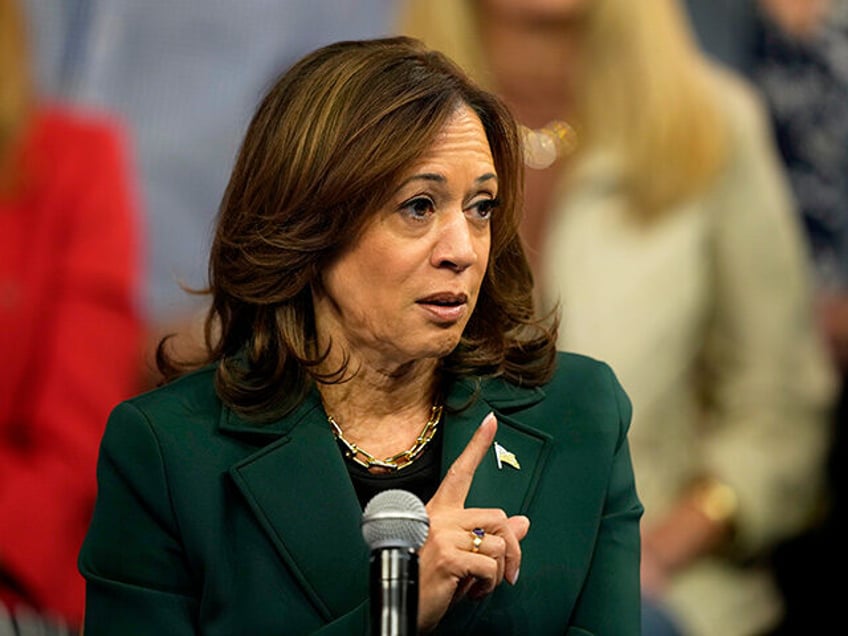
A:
340,424,444,509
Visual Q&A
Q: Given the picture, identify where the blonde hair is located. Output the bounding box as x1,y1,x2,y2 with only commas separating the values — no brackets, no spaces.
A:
0,0,33,189
400,0,729,217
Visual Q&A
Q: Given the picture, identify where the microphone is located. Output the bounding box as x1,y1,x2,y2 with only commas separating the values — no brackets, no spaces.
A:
361,489,430,636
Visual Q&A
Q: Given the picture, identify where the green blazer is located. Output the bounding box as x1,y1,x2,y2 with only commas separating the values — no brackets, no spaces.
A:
79,352,642,635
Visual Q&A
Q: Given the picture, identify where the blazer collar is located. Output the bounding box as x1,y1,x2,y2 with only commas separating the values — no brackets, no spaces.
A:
224,377,551,625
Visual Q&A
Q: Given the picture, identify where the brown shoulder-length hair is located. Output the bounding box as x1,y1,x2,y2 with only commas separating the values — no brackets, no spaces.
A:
159,36,558,421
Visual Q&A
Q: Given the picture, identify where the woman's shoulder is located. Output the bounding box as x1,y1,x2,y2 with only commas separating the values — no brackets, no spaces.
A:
92,367,224,478
534,351,628,406
546,352,632,448
704,63,773,144
480,352,631,437
114,365,221,430
27,106,129,158
33,105,126,140
547,350,619,388
702,63,798,219
478,351,617,396
22,106,134,200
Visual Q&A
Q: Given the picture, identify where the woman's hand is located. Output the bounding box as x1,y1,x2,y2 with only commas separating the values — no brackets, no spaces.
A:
640,482,736,597
417,413,531,632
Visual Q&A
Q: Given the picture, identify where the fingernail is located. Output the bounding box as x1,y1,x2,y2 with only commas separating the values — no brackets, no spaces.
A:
480,411,496,428
511,568,520,585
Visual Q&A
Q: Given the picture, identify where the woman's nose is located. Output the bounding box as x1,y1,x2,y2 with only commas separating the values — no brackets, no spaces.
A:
430,211,480,272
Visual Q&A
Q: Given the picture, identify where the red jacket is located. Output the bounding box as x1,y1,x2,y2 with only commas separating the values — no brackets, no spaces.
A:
0,108,143,625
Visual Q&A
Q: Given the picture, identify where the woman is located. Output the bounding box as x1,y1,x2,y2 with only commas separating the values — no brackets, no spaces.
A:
0,0,142,631
401,1,837,635
78,37,642,634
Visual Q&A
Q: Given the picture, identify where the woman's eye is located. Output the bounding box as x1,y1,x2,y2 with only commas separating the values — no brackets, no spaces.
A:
468,197,500,221
401,196,435,221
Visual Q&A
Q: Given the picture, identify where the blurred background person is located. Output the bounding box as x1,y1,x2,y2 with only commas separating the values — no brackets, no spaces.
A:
21,0,398,386
0,0,142,631
401,1,837,634
685,1,848,631
685,1,848,344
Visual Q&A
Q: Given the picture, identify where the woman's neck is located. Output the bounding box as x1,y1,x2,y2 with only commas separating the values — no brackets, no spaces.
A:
476,11,582,127
316,354,440,460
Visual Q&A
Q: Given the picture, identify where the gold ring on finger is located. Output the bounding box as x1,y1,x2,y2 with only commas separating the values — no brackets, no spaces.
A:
471,527,485,553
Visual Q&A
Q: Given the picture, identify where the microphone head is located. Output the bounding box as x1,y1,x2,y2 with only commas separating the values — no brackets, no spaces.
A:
362,489,430,551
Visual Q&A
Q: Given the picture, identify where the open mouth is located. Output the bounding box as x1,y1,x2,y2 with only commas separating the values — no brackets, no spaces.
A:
415,293,469,323
416,293,468,307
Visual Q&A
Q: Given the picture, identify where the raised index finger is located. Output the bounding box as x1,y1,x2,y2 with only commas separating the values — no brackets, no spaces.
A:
431,412,497,506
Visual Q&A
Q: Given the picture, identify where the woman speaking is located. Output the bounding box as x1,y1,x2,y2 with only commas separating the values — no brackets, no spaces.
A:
78,37,642,635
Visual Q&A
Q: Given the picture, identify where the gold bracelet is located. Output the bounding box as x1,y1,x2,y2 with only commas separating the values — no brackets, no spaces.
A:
688,477,739,527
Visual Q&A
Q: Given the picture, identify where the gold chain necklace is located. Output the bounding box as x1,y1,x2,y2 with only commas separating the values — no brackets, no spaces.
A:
327,404,443,472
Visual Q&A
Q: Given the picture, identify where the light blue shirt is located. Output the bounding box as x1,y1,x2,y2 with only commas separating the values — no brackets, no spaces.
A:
24,0,396,323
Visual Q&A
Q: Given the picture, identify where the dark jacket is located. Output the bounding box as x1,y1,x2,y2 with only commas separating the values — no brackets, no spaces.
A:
79,352,642,635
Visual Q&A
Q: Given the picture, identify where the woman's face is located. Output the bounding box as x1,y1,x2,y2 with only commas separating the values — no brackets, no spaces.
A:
313,105,496,369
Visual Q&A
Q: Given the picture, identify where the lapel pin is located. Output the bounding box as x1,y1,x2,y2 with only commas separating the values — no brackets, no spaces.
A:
494,441,521,470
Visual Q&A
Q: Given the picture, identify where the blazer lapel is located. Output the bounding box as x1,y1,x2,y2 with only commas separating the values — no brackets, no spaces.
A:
226,390,369,622
439,378,552,633
222,377,552,629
